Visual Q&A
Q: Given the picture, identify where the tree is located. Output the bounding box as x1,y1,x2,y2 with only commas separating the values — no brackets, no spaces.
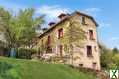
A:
112,54,119,69
62,19,86,65
100,43,119,69
0,7,44,57
112,47,119,54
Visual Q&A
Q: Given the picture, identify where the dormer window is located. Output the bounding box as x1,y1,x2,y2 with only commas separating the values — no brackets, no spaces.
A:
58,28,63,39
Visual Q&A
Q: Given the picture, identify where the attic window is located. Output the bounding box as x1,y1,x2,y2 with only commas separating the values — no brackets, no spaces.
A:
89,30,94,40
80,16,86,25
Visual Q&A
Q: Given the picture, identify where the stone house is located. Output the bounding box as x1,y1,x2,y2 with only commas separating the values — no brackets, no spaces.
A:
37,11,101,70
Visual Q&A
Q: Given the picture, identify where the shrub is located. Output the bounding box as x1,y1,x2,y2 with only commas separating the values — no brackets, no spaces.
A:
16,48,36,59
0,45,9,57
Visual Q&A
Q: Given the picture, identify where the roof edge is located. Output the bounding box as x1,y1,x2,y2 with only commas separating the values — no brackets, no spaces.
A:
38,11,98,38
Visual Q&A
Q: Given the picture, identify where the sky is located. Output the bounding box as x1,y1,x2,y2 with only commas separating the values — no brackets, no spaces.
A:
0,0,119,48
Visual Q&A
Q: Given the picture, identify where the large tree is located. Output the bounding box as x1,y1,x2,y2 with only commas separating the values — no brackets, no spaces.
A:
0,7,44,57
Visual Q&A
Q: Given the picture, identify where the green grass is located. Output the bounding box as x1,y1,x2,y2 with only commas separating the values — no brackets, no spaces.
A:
0,57,96,79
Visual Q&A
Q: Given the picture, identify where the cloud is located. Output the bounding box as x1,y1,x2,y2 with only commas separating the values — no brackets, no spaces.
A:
82,8,101,17
98,22,111,29
36,5,71,23
85,8,101,13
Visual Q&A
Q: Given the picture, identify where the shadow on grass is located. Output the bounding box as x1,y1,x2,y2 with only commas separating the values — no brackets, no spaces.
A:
0,62,21,79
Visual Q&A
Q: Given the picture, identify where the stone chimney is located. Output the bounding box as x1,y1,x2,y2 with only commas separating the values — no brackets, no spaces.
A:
58,13,67,20
48,22,55,26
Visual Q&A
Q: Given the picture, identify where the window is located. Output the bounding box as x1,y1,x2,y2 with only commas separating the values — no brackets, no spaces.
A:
80,16,86,25
87,46,93,57
46,46,52,53
47,35,51,46
58,28,63,39
89,30,94,40
59,45,63,57
47,36,52,53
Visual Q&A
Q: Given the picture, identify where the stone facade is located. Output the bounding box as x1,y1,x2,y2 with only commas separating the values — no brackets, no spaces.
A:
37,11,101,70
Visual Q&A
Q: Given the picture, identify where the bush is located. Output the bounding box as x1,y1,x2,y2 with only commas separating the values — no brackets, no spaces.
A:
0,61,21,79
16,48,36,59
100,44,119,69
79,68,97,76
0,46,9,57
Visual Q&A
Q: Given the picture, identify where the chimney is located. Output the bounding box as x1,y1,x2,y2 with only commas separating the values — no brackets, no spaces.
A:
58,13,67,20
48,22,55,26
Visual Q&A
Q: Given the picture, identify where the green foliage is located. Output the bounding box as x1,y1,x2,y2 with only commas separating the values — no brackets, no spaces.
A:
0,41,6,48
0,57,96,79
0,41,9,56
16,48,36,59
101,51,113,69
63,20,86,45
100,44,119,69
61,19,86,65
62,19,86,54
112,47,119,54
0,7,44,52
0,62,21,79
112,54,119,68
0,7,44,58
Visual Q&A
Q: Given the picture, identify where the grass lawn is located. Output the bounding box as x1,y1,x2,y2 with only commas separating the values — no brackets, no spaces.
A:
0,57,96,79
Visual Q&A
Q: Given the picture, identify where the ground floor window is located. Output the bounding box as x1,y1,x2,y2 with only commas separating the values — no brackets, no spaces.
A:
46,46,52,53
87,45,93,57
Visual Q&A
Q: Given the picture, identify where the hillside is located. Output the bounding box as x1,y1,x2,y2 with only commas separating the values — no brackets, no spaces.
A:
0,57,96,79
